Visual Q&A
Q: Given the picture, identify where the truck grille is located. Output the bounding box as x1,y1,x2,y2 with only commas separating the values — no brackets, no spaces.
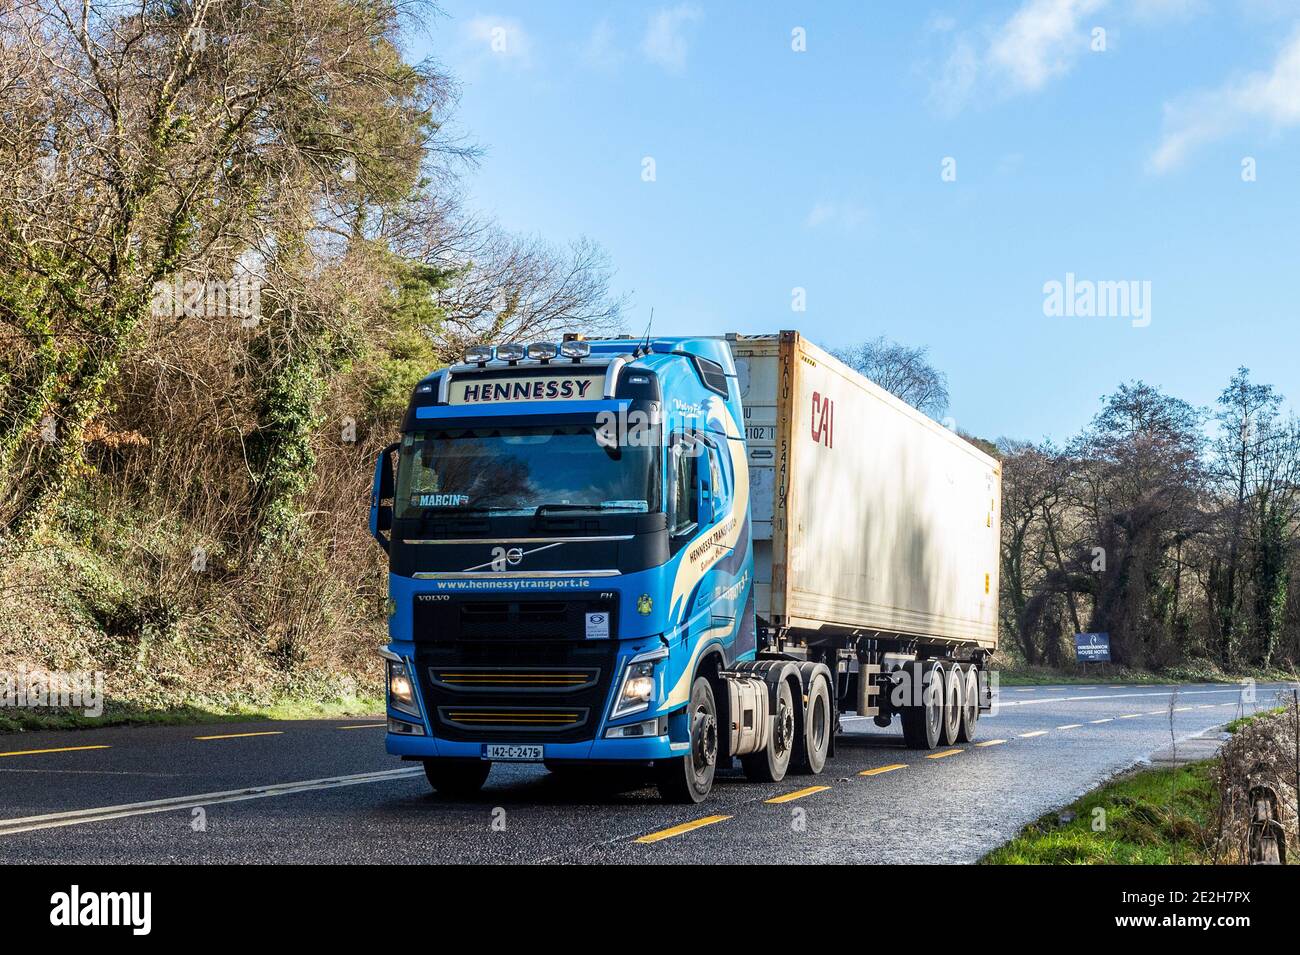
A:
429,667,600,692
412,594,619,743
438,707,588,732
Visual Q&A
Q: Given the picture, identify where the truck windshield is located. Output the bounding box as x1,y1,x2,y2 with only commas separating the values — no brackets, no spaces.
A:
396,425,662,518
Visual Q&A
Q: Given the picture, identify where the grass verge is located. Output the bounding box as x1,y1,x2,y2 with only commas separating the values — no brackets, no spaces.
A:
996,662,1293,687
0,695,384,734
980,761,1216,864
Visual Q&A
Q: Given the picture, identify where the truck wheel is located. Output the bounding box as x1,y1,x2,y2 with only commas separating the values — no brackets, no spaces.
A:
655,676,718,803
941,663,963,746
792,672,831,774
900,663,943,749
422,758,491,797
741,679,795,782
957,666,980,743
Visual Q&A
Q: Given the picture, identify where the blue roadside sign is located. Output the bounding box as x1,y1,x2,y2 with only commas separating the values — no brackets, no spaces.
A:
1074,632,1111,663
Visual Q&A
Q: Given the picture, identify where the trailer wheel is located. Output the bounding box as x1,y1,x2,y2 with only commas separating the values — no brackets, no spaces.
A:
793,672,831,774
655,676,718,803
741,678,795,783
900,662,943,749
422,758,491,798
956,666,980,742
941,663,963,746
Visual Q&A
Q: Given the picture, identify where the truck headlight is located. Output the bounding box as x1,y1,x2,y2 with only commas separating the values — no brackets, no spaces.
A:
387,660,421,718
612,661,656,718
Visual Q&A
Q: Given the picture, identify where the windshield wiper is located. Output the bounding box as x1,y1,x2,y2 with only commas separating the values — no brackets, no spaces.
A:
534,503,644,516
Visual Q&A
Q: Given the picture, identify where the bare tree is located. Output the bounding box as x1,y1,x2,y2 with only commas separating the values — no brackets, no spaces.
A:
833,335,950,419
431,233,624,361
0,0,460,538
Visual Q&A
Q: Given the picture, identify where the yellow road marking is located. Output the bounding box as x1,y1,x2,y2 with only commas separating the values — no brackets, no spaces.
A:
926,748,963,759
193,731,284,741
0,745,111,758
860,763,907,776
337,723,386,730
635,814,731,844
1018,730,1048,738
765,785,830,804
1057,724,1082,730
1090,718,1113,724
975,739,1007,747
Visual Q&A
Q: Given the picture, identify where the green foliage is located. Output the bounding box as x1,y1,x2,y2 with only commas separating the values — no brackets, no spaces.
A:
247,349,327,553
363,255,456,417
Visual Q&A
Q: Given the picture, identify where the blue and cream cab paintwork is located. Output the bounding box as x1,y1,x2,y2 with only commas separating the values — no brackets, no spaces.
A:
370,337,756,765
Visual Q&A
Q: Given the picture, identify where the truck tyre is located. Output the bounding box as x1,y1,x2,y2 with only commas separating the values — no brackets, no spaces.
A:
741,678,795,782
422,758,491,797
941,663,963,746
957,666,980,742
792,672,831,774
655,676,718,803
900,663,943,749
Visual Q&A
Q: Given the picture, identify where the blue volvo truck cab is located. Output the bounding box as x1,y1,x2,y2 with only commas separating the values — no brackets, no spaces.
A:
369,335,833,802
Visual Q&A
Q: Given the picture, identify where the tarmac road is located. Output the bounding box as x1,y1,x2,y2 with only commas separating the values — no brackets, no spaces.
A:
1,681,1293,864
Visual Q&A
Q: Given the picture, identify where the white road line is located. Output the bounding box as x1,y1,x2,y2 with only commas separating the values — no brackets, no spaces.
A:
0,767,423,836
993,686,1273,708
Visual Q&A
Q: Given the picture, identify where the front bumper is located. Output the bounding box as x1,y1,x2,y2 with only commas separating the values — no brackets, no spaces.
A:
383,640,684,763
385,725,686,762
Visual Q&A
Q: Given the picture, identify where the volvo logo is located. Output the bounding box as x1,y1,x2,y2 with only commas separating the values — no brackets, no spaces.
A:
489,546,524,571
461,540,567,573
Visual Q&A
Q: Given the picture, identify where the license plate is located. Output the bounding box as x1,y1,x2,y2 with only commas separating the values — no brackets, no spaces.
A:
483,743,544,762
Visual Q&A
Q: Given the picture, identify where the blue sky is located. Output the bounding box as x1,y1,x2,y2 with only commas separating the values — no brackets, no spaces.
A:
412,1,1300,443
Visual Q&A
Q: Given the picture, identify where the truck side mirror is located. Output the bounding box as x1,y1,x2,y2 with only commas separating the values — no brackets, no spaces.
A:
370,442,400,552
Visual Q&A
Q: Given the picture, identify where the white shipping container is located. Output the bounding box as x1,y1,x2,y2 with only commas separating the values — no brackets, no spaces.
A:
728,331,1000,651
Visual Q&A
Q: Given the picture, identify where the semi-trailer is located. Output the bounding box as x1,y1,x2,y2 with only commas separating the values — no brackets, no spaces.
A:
370,330,1001,802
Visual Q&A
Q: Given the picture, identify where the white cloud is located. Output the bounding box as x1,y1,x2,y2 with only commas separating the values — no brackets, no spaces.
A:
584,19,624,70
928,0,1105,113
988,0,1106,92
930,35,980,112
463,16,533,66
804,200,869,232
1150,26,1300,172
642,5,703,74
